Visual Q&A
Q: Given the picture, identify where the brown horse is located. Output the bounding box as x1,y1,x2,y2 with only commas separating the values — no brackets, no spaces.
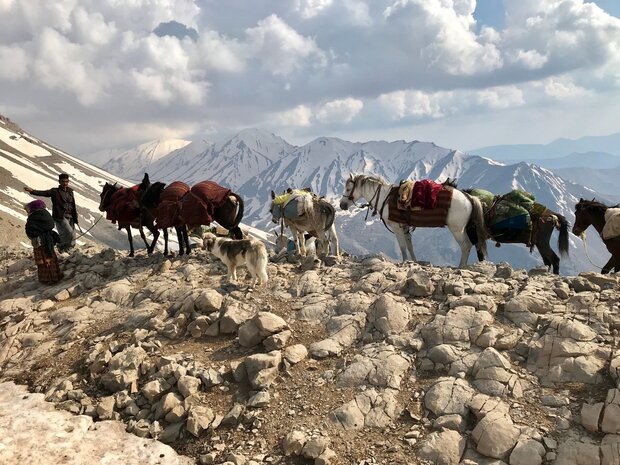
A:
98,182,161,257
136,174,244,255
573,198,620,274
464,188,569,274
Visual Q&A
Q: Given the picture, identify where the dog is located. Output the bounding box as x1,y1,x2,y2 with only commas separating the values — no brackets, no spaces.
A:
202,232,268,287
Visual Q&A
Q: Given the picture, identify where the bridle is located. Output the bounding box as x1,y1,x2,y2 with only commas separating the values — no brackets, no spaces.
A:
99,183,117,211
345,175,385,220
345,177,359,202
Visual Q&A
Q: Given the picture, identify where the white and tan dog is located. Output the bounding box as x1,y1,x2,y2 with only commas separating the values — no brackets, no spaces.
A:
202,232,268,287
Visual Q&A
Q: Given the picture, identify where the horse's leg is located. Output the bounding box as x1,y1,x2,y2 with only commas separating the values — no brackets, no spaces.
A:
126,226,135,257
299,229,307,256
536,231,559,274
613,251,620,273
138,226,149,251
330,224,340,257
147,225,160,254
404,226,415,262
452,228,472,268
184,226,191,255
392,225,412,262
601,256,614,274
163,228,169,256
291,226,306,256
175,226,185,255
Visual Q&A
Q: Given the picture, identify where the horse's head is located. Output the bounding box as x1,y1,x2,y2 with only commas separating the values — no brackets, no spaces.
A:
139,181,166,209
99,182,119,212
573,198,606,236
340,173,363,210
270,190,284,224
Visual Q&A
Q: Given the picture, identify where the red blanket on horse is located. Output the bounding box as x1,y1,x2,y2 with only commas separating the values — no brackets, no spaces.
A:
156,182,190,229
411,179,444,210
180,181,232,228
106,185,140,225
388,185,453,227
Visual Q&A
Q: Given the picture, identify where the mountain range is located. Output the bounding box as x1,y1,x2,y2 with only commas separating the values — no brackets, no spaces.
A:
470,132,620,163
1,111,616,274
79,127,615,274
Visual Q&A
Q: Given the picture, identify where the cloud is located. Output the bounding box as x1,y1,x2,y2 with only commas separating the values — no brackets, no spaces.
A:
378,90,448,119
32,28,107,106
295,0,333,19
245,14,327,76
0,0,619,154
543,76,590,99
0,45,28,80
383,0,502,75
316,98,363,123
475,86,524,109
275,105,313,126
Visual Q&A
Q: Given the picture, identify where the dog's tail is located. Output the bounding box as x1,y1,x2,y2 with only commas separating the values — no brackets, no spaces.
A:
253,241,269,285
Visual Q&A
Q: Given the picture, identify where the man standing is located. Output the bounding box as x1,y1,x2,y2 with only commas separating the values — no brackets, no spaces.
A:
24,173,78,252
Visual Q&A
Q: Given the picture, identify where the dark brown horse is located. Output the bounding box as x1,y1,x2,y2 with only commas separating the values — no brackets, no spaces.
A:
98,182,161,257
136,174,244,255
464,188,570,274
573,198,620,274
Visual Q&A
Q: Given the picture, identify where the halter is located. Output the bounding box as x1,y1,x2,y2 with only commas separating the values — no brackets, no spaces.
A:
345,177,359,202
99,183,118,211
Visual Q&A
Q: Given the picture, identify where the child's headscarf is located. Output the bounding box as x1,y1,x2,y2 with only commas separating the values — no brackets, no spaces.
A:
25,199,46,213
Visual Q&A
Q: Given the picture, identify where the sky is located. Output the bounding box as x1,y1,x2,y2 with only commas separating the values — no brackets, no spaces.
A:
1,0,620,155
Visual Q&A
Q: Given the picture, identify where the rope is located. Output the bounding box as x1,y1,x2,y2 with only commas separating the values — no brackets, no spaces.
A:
580,232,605,270
74,214,105,240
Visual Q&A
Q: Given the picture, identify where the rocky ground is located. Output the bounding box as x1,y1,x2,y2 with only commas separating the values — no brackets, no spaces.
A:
0,243,619,465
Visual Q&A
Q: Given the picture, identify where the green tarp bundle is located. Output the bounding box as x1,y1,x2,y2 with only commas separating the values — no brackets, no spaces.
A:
470,189,537,229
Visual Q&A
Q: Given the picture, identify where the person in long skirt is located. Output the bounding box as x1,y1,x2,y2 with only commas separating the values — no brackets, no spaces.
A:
24,199,63,284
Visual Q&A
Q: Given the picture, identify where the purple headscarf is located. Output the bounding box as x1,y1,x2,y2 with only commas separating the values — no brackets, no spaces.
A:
25,199,46,212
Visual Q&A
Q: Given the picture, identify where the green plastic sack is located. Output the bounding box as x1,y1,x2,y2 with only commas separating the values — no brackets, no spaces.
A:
502,189,535,209
469,188,495,207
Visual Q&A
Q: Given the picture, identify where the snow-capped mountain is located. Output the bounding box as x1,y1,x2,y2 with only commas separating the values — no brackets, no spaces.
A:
118,129,296,189
97,139,192,182
0,115,144,251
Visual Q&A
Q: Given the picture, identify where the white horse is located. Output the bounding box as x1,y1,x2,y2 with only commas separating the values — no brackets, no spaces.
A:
339,174,487,267
270,190,340,257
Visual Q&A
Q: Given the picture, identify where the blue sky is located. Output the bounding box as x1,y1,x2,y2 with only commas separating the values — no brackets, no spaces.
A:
475,0,619,30
1,0,620,154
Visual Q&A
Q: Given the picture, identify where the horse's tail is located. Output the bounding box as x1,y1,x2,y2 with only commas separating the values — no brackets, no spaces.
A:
321,200,336,231
229,193,245,239
555,213,569,257
467,193,488,260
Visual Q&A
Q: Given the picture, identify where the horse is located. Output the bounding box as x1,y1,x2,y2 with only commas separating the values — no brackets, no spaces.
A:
136,174,245,255
465,188,569,275
270,189,340,257
573,198,620,274
98,182,160,257
339,174,487,267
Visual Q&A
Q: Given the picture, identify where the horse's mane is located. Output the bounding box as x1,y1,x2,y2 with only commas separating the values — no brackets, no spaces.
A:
350,173,387,185
139,181,166,208
576,198,612,212
103,182,122,192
